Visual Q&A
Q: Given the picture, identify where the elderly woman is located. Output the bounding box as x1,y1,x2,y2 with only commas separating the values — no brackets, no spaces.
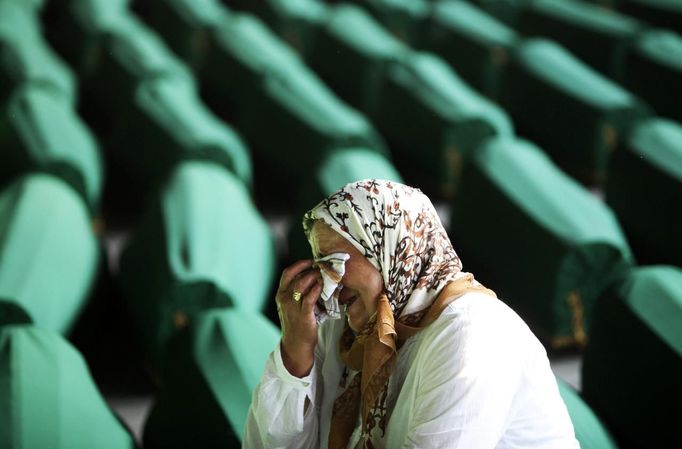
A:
243,180,579,449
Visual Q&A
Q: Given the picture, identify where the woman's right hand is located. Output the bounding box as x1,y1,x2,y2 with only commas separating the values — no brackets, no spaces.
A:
276,259,322,378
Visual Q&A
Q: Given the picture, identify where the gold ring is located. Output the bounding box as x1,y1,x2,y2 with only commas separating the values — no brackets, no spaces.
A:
292,291,302,302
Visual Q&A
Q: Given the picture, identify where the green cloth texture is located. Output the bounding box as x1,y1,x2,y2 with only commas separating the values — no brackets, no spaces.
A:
0,325,136,449
0,83,103,212
339,0,431,46
223,0,329,56
119,161,275,368
606,118,682,267
421,0,520,99
106,74,252,190
202,12,386,178
0,174,99,335
516,0,645,80
143,308,280,448
622,29,682,122
450,137,634,348
556,378,618,449
619,0,682,36
499,39,651,186
0,1,77,104
134,0,230,71
287,147,404,262
582,266,682,449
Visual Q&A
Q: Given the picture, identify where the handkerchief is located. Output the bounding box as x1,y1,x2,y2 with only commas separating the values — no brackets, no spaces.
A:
313,252,350,324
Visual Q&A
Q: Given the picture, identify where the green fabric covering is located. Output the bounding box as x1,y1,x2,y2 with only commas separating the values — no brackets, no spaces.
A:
450,137,634,348
467,0,531,26
203,13,386,178
619,0,682,35
288,147,403,261
606,118,682,266
556,378,618,449
623,30,682,122
343,0,431,45
119,161,275,367
225,0,329,56
0,1,77,104
0,84,103,212
143,308,280,448
499,39,651,186
375,52,514,198
136,0,230,71
107,74,252,189
307,4,409,111
0,174,99,335
421,0,520,99
582,266,682,449
0,325,136,448
1,0,46,13
517,0,645,79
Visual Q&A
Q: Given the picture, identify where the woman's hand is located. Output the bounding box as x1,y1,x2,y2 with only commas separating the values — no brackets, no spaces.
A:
276,259,323,378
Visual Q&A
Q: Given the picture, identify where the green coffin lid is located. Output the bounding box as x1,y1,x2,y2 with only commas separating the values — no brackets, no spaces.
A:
0,325,135,449
1,84,103,211
0,2,77,103
582,265,682,448
619,0,682,35
119,161,275,367
353,0,431,45
135,0,229,71
143,308,280,448
289,147,404,261
517,0,644,79
308,3,408,110
376,52,513,198
623,30,682,122
422,0,519,98
499,38,650,185
556,378,618,449
111,75,252,187
606,118,682,266
451,137,633,348
0,174,99,335
205,13,386,172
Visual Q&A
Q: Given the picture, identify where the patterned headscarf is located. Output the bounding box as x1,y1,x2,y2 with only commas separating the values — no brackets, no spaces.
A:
303,180,493,449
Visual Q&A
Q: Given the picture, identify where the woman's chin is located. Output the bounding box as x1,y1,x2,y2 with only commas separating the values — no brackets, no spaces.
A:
346,301,369,332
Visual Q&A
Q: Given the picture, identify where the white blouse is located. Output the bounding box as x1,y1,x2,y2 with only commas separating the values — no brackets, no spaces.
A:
242,286,580,449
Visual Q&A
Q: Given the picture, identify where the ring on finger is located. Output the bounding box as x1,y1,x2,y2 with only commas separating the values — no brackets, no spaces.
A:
292,290,302,302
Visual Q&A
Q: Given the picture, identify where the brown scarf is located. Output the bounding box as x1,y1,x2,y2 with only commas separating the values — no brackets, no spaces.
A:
328,274,497,449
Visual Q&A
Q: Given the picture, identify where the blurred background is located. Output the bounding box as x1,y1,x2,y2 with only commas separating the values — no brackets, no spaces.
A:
0,0,680,448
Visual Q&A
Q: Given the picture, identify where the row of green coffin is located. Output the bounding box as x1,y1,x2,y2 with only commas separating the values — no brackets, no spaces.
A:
0,0,76,105
3,264,680,449
0,173,98,335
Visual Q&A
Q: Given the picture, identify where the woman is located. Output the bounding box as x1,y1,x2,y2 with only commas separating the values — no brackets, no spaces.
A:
243,180,579,449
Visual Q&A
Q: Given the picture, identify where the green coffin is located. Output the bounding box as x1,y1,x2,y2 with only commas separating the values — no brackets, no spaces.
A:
43,0,130,75
307,4,409,111
516,0,645,80
619,0,682,35
0,325,136,449
499,39,651,186
556,378,618,449
143,308,280,448
1,0,46,13
119,161,275,367
343,0,431,46
224,0,329,56
0,84,103,212
622,29,682,122
606,118,682,267
421,0,520,99
450,137,634,348
203,13,386,177
0,1,77,104
582,266,682,449
0,174,99,335
135,0,229,71
288,147,403,261
107,74,252,190
375,52,514,198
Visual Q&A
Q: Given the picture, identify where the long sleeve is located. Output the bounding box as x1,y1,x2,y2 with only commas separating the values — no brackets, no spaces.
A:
242,342,323,449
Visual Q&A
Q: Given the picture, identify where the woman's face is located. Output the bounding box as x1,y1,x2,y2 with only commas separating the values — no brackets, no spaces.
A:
309,220,384,332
